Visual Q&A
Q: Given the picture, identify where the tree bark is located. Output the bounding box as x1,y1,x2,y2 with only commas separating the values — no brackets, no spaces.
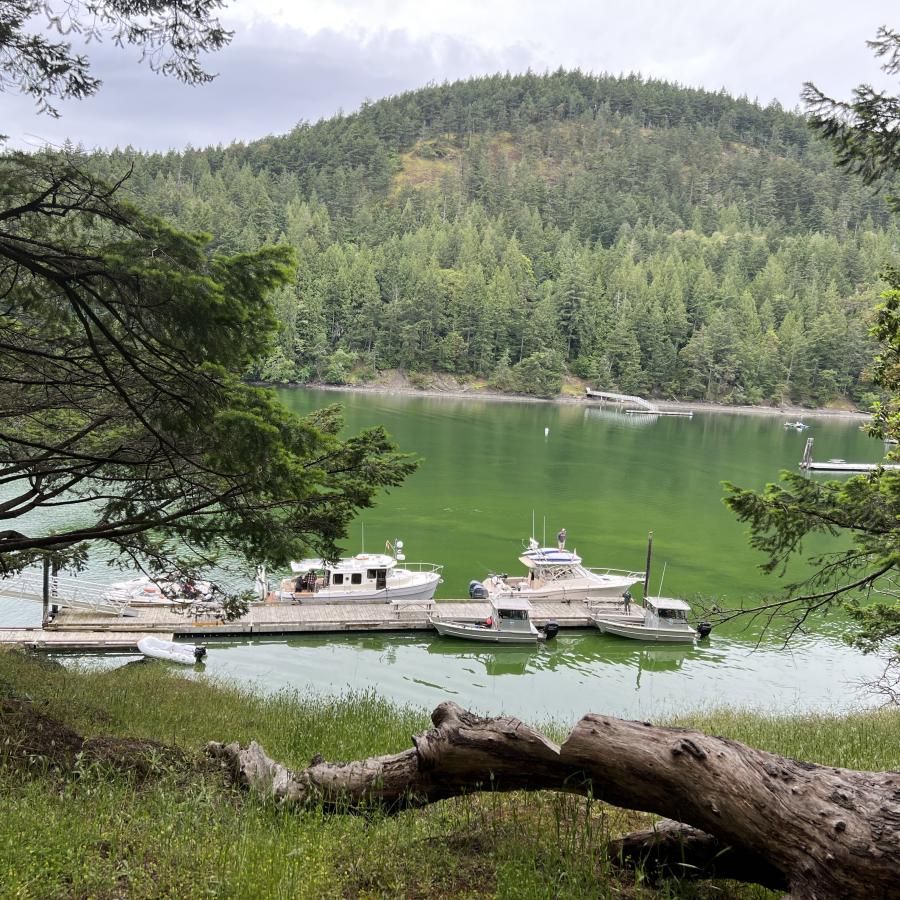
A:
207,701,900,899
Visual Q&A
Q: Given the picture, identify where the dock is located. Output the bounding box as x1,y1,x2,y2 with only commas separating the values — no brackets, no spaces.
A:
584,389,693,417
799,436,900,473
0,598,644,651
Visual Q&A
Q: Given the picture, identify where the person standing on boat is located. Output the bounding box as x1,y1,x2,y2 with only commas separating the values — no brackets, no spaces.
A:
557,527,567,549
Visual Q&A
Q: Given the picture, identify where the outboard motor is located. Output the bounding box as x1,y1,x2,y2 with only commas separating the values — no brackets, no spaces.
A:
541,621,560,641
697,622,713,639
468,579,489,600
193,645,207,661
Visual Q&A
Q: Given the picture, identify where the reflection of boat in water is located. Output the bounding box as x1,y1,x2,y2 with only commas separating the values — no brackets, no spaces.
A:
592,595,710,643
425,636,544,675
430,596,559,644
473,541,643,605
275,542,442,604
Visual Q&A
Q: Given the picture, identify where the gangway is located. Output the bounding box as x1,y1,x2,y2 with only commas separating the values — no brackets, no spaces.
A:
0,570,138,617
799,436,900,473
584,389,693,417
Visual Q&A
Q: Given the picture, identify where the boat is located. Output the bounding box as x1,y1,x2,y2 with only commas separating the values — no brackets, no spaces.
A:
105,575,218,606
137,636,206,664
429,596,559,643
591,595,710,643
784,421,810,431
275,541,442,604
473,540,644,605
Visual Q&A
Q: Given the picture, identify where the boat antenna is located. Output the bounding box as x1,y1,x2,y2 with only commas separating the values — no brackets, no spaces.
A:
532,509,536,542
361,522,365,554
657,561,667,597
643,531,653,599
542,516,546,548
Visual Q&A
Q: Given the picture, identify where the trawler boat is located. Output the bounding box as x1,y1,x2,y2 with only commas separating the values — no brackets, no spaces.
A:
591,595,710,643
473,542,644,604
276,543,442,604
430,596,559,643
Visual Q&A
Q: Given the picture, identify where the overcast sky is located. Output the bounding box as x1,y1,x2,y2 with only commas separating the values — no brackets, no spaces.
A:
1,0,895,152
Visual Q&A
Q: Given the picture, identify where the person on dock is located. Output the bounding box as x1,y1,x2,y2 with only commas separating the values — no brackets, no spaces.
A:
557,528,567,549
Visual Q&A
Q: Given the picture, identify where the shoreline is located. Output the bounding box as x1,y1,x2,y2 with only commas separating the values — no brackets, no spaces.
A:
269,379,871,421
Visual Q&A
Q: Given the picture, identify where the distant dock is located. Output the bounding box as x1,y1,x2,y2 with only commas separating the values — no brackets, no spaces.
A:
584,389,693,418
799,436,900,473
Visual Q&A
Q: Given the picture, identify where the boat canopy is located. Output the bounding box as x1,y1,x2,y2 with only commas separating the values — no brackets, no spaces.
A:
491,596,534,612
518,547,582,568
646,596,691,611
290,553,396,573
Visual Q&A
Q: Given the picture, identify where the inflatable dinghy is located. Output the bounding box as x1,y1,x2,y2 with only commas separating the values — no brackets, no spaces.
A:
137,636,206,665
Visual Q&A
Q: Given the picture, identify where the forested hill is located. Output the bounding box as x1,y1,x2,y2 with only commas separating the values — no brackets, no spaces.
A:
91,71,899,405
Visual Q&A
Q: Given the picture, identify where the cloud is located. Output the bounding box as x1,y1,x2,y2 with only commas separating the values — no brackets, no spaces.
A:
0,1,894,152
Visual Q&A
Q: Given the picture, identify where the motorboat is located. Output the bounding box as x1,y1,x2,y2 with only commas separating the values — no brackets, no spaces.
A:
784,421,810,431
275,541,442,604
473,541,644,604
137,636,206,665
591,595,711,643
429,596,559,643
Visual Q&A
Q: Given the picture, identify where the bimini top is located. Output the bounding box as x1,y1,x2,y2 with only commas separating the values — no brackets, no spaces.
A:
518,547,582,568
290,553,396,573
646,596,691,612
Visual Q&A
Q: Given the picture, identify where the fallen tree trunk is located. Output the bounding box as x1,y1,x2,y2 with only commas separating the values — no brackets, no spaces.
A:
207,701,900,898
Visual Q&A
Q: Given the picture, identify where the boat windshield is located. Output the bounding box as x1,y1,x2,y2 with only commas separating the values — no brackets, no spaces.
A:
499,608,529,620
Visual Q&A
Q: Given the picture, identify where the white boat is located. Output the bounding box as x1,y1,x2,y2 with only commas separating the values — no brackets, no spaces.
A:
430,596,558,643
592,595,709,643
276,542,442,604
137,636,206,664
474,541,644,604
106,576,217,606
784,421,810,431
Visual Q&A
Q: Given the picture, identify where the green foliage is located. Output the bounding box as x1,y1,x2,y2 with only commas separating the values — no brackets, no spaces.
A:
0,153,417,596
510,350,566,398
725,32,900,699
72,69,899,406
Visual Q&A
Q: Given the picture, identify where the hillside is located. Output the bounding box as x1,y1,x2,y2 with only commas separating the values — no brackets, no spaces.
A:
88,71,899,405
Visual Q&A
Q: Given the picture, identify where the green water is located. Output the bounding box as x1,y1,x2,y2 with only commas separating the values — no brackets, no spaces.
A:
4,388,891,721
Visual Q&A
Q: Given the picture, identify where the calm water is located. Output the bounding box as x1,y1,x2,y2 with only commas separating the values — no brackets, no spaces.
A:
3,390,891,721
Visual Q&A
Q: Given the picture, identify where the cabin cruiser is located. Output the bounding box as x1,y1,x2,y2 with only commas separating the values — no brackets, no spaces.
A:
105,575,218,606
473,541,644,604
591,595,711,643
430,596,559,643
275,543,442,604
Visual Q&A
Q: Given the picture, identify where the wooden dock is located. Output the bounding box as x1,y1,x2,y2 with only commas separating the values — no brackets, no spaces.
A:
585,389,693,417
0,629,173,651
0,598,649,653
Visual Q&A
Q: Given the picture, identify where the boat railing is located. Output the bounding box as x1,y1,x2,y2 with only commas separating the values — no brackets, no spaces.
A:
394,562,444,575
584,567,645,580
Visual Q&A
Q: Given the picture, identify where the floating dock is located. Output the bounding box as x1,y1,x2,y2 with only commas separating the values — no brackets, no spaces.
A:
799,436,900,473
584,389,693,417
0,598,645,650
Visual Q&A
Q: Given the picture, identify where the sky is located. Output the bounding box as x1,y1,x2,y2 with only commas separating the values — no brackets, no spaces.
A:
1,0,895,152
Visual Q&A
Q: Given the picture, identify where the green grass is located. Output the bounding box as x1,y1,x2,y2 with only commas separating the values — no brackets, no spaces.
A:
1,649,898,898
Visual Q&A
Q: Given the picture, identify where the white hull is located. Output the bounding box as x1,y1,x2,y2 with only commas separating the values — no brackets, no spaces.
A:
430,618,540,643
278,573,440,605
137,636,206,664
592,617,697,643
485,575,639,603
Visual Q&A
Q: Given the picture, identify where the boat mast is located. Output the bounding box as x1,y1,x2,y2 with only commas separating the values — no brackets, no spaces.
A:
643,531,653,600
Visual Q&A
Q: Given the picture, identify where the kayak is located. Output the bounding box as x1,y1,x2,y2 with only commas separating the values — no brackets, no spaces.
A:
137,636,206,665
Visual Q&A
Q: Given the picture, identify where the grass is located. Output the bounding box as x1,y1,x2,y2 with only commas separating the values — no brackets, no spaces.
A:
1,649,898,898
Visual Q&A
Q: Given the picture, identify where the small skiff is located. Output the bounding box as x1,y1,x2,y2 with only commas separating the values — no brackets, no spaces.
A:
137,636,206,665
592,596,711,643
430,596,559,644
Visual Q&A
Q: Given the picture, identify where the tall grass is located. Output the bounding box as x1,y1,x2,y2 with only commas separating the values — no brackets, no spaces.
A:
1,649,897,898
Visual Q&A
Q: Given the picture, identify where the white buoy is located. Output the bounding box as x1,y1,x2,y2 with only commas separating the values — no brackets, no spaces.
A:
544,427,549,436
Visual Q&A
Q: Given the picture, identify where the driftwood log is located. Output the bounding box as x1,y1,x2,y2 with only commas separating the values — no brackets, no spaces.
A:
207,701,900,898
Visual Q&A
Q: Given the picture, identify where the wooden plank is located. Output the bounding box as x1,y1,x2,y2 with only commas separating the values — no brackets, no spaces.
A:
0,629,173,650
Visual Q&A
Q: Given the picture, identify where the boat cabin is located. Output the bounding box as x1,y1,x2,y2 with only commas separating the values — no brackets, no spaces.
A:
284,553,396,595
489,596,536,635
644,596,693,631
